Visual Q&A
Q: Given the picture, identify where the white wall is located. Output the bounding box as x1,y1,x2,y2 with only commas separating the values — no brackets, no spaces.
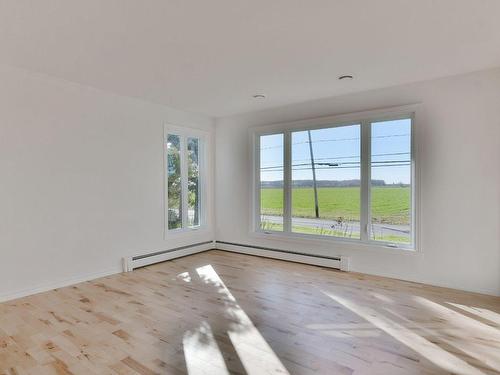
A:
0,65,215,301
215,68,500,296
2,63,499,300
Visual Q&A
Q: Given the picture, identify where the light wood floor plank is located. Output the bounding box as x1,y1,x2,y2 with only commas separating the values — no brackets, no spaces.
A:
1,250,499,374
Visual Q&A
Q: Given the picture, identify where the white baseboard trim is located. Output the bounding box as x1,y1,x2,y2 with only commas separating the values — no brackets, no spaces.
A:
215,241,349,271
0,267,121,303
1,240,350,303
123,240,215,271
0,242,215,303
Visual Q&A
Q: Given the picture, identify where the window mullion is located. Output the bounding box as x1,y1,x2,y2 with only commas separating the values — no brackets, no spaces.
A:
255,134,262,231
360,121,371,242
283,131,292,232
181,136,188,229
410,115,416,248
199,137,206,227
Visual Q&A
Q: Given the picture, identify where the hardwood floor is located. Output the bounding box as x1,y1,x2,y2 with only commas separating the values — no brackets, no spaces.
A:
0,250,499,375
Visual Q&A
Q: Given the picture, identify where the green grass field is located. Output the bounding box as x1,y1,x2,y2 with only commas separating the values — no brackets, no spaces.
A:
261,186,410,225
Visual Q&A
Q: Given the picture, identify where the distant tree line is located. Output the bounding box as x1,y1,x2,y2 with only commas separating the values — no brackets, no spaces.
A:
261,179,409,188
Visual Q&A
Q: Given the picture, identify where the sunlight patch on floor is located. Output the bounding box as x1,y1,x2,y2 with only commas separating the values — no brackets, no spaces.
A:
447,302,500,326
414,296,500,370
323,290,486,375
177,271,192,283
306,322,382,338
371,292,394,303
415,297,500,336
183,321,230,375
384,305,500,373
196,264,290,375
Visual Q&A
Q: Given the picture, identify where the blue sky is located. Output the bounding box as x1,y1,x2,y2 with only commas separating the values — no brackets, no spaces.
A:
260,119,411,185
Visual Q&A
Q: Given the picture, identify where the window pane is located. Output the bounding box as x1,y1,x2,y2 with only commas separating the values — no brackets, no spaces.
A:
260,134,284,231
167,134,182,230
187,137,201,227
370,118,412,244
292,125,361,238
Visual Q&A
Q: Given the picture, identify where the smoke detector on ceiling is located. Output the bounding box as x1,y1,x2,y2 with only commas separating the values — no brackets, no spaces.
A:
338,75,354,80
252,94,266,99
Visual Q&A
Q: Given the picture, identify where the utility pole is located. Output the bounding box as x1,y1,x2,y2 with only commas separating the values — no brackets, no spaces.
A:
307,130,319,218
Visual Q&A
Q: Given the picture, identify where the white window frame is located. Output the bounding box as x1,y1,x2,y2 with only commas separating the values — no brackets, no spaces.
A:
164,124,207,236
251,105,419,251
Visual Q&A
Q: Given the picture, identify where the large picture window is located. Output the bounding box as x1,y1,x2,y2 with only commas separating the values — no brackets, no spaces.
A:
256,112,415,249
165,129,204,232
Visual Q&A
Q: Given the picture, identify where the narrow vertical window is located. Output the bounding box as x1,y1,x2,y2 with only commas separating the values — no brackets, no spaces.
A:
260,133,284,231
370,118,412,245
187,137,200,227
165,130,204,233
167,134,182,230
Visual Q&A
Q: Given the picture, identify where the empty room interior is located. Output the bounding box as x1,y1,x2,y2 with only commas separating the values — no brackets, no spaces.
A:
1,1,500,374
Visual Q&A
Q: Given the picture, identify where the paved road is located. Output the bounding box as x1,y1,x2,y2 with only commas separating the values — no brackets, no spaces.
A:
262,215,409,237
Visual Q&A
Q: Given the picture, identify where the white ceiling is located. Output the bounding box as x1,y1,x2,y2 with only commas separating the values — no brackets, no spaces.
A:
1,1,500,117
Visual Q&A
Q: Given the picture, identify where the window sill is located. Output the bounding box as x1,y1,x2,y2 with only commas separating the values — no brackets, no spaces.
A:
165,225,210,238
249,230,419,255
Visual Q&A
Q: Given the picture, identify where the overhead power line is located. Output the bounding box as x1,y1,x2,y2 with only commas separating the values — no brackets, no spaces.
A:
260,151,410,168
260,134,410,150
292,151,409,163
260,163,411,172
260,160,411,170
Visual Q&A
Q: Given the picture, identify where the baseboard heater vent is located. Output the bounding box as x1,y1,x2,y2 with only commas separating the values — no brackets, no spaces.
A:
123,240,214,272
215,241,350,271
